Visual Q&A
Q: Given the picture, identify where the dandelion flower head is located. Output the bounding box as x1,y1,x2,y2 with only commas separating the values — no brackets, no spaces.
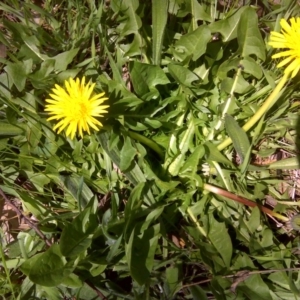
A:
269,17,300,78
45,77,109,139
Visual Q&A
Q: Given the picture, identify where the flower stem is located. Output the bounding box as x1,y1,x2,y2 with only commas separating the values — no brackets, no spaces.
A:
127,130,164,159
217,73,290,151
203,183,289,222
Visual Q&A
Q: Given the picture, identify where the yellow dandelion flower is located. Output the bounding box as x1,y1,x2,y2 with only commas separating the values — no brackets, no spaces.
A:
269,17,300,78
45,77,109,139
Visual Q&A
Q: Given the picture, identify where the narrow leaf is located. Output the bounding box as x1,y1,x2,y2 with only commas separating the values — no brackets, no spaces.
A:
237,7,265,60
208,214,232,268
152,0,168,65
120,136,136,172
225,114,250,163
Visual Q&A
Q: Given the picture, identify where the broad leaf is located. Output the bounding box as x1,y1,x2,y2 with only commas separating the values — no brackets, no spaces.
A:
225,114,251,162
60,199,98,257
130,61,170,97
168,64,199,87
209,7,247,42
208,214,232,268
120,136,137,172
175,25,211,61
20,245,73,287
237,7,265,61
126,224,160,285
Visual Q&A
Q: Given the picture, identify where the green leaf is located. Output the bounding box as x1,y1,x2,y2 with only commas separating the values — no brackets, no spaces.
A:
168,120,195,176
217,57,240,80
221,76,252,94
120,136,137,172
5,60,32,92
97,131,148,186
0,73,12,99
189,286,209,300
130,61,170,97
20,245,73,287
239,274,272,299
240,56,263,79
55,174,94,209
166,263,182,297
175,25,211,61
208,214,232,268
125,182,145,226
0,122,23,136
53,48,79,72
140,206,164,232
267,157,299,170
123,34,143,57
126,224,160,285
181,145,205,174
209,7,247,42
119,0,141,37
268,271,290,290
61,273,83,288
237,7,265,61
60,199,98,257
106,234,123,263
225,114,251,163
24,172,50,194
152,0,168,65
30,59,55,82
204,142,234,166
191,0,211,22
168,64,199,87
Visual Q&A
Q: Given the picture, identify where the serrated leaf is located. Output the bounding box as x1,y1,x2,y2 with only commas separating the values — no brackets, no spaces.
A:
240,56,262,79
180,145,205,174
5,60,32,92
56,174,94,209
208,214,232,267
152,0,168,65
237,7,265,61
225,114,250,162
119,0,141,36
239,274,272,299
221,76,252,94
126,224,160,285
209,7,247,42
20,245,73,287
204,142,234,166
192,0,211,22
120,136,137,172
60,201,98,257
168,64,199,87
175,25,211,61
217,57,240,80
130,61,170,96
53,48,79,72
166,264,181,297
